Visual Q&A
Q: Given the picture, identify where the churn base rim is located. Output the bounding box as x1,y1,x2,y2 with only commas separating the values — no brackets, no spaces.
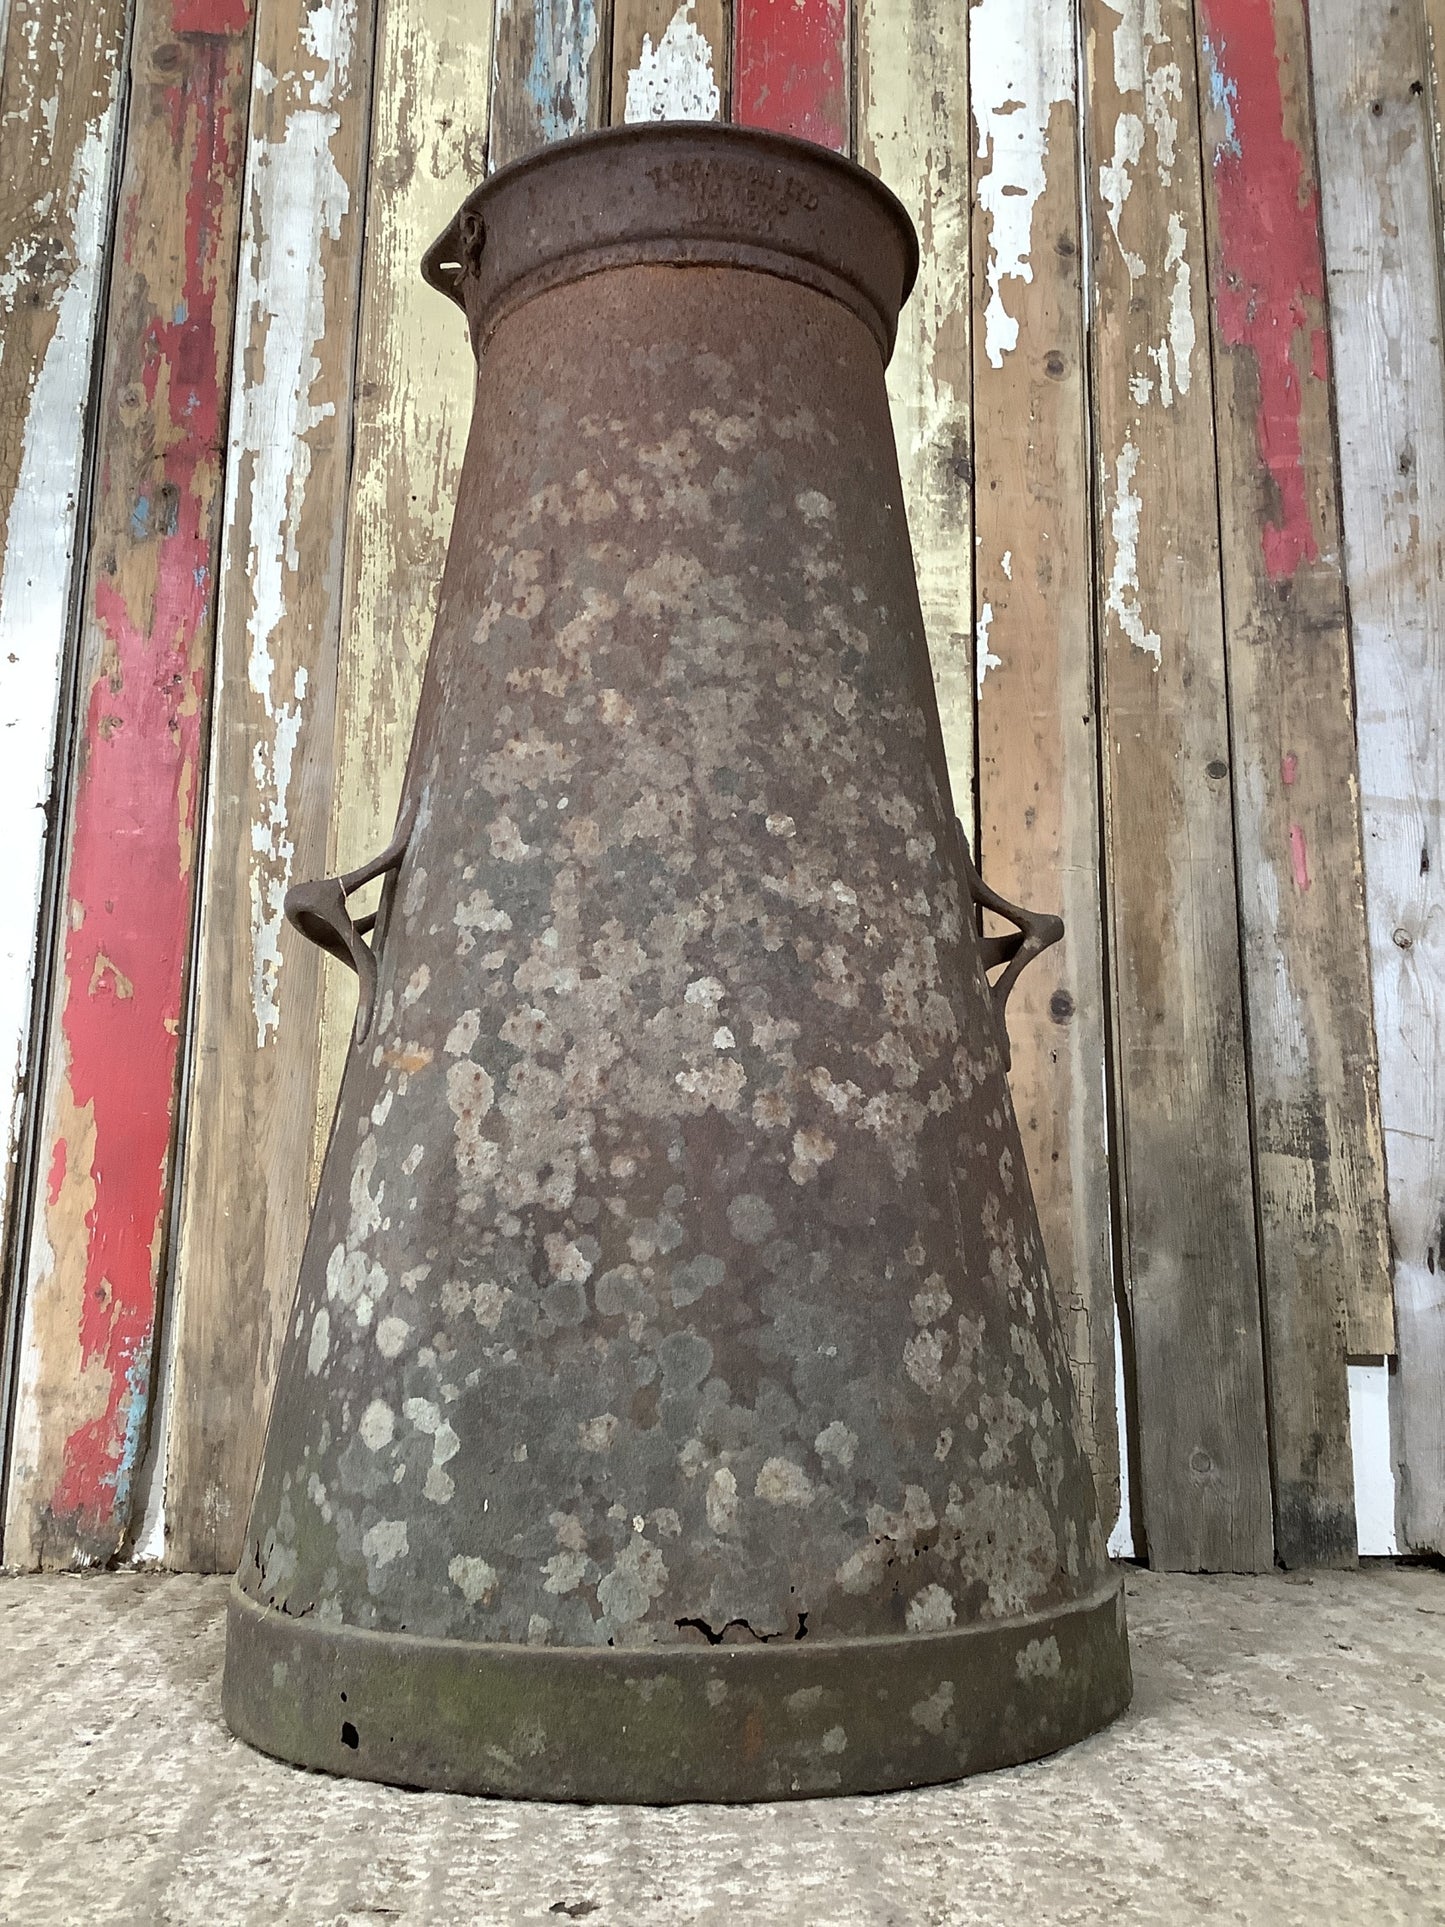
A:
222,1572,1131,1803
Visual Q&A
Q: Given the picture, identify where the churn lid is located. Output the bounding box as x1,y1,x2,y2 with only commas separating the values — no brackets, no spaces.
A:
421,122,921,364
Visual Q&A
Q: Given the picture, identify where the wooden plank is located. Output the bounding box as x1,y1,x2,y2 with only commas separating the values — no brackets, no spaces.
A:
1313,0,1445,1555
611,0,726,124
1082,0,1272,1569
854,0,972,829
2,0,256,1570
1195,0,1393,1567
0,0,129,1535
488,0,612,171
965,0,1118,1522
166,0,376,1571
733,0,846,152
315,2,495,1180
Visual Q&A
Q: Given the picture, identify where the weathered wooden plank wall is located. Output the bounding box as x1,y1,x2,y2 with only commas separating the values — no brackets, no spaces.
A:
5,0,1445,1573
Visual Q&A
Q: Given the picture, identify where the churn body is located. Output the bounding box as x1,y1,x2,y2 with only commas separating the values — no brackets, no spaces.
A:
223,125,1130,1801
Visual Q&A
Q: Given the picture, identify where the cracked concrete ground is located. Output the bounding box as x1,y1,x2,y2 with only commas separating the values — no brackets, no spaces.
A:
2,1565,1442,1925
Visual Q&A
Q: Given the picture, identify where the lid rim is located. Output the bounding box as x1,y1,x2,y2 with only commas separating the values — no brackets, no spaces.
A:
421,123,921,348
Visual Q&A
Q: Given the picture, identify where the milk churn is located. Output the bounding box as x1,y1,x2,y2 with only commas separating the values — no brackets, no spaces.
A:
222,124,1130,1801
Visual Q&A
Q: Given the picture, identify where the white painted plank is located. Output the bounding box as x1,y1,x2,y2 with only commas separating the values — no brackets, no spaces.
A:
1348,1362,1400,1558
1312,0,1445,1554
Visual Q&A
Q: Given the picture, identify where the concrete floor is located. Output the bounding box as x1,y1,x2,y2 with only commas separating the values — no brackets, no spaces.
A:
1,1566,1442,1925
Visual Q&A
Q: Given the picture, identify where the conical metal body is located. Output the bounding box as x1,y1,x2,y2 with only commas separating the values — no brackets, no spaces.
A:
223,124,1130,1802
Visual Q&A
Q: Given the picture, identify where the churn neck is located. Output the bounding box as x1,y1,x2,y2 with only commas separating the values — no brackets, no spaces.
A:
421,123,920,365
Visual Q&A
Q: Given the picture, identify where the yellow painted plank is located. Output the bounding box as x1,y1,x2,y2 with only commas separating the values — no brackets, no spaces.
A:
855,0,973,808
316,0,497,1181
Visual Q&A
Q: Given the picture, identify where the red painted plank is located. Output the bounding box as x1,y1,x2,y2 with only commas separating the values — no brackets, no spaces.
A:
4,0,254,1565
1198,0,1396,1564
1199,1,1327,580
732,0,848,152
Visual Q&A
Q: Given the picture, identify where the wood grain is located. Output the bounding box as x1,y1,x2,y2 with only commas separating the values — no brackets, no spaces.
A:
854,0,973,823
1082,0,1272,1570
1313,0,1445,1555
966,0,1118,1522
733,0,846,152
165,0,376,1571
3,0,255,1571
611,0,725,123
0,0,129,1531
489,0,612,171
316,0,495,1180
1196,0,1393,1567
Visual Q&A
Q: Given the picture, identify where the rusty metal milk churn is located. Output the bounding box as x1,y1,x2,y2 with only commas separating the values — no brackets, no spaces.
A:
223,124,1130,1800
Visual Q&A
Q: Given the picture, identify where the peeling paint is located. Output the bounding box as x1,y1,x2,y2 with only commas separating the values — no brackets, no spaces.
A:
623,1,720,123
0,101,117,1240
1105,441,1160,664
1197,0,1324,579
224,10,357,1046
525,0,601,150
968,0,1074,368
976,598,1002,694
1100,111,1145,278
1162,210,1194,399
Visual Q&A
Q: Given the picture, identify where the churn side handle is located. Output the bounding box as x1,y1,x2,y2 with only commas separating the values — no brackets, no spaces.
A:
284,816,413,1044
421,205,486,310
955,820,1064,1071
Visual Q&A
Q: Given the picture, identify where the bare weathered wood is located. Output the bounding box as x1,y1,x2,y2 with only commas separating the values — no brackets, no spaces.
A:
967,0,1118,1522
611,0,725,123
166,0,377,1571
1194,0,1393,1567
733,0,846,152
855,0,972,816
1313,0,1445,1555
315,1,496,1177
1083,0,1272,1570
489,0,612,171
3,0,256,1571
0,0,128,1541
